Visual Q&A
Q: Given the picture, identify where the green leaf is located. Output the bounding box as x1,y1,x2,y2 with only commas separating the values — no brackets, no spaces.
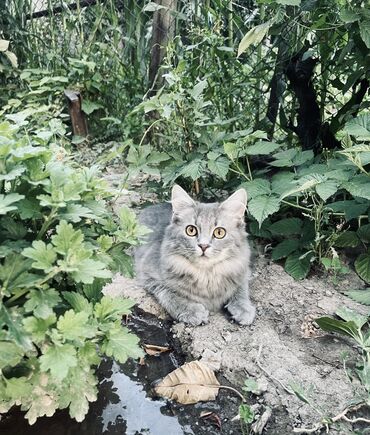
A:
108,247,134,277
345,113,370,141
0,253,38,296
334,231,360,248
24,289,62,319
23,314,56,343
238,21,271,57
248,195,280,227
207,157,229,179
4,376,33,400
357,224,370,243
40,343,78,380
355,252,370,284
81,99,102,115
241,179,271,199
179,159,205,180
189,79,207,99
0,193,24,215
94,296,135,322
224,142,239,160
272,239,300,261
336,307,368,329
269,218,302,236
339,9,360,23
315,180,338,201
0,341,24,369
289,382,311,405
346,288,370,306
239,403,254,424
315,317,361,341
245,141,283,155
285,252,311,280
17,198,43,220
325,200,369,221
57,310,96,341
359,20,370,49
242,378,259,393
62,291,92,314
101,324,143,363
51,220,84,255
60,367,97,422
22,241,57,272
70,259,112,284
0,305,33,350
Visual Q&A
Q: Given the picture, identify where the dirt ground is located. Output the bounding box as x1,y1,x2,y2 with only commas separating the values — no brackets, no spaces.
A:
97,165,369,434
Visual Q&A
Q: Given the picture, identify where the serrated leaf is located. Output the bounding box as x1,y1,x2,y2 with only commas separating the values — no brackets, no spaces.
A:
23,314,57,343
51,221,84,255
57,310,95,341
272,239,300,261
70,258,112,284
325,200,369,221
101,324,143,363
269,218,302,235
248,195,280,227
315,180,338,201
22,241,57,272
207,157,229,179
40,343,78,380
18,198,43,220
245,141,283,155
336,307,368,329
179,159,205,181
359,20,370,49
0,305,33,350
0,193,24,214
334,231,360,248
0,253,38,295
0,341,24,369
24,289,62,319
357,224,370,243
62,291,93,314
241,179,271,199
94,296,135,322
239,403,254,424
355,252,370,284
238,21,271,57
285,252,311,280
224,142,239,160
4,376,33,400
346,288,370,306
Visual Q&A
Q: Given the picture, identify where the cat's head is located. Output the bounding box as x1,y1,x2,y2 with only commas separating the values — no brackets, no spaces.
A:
168,185,247,265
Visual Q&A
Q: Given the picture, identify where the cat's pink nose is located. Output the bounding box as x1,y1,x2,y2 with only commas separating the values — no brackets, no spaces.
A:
198,243,210,252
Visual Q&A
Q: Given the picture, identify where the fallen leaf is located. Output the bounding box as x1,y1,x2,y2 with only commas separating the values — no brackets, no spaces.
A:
154,360,220,404
201,411,222,429
144,344,170,356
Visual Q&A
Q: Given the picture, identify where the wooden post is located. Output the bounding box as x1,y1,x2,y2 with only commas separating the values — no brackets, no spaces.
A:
64,90,88,138
148,0,177,96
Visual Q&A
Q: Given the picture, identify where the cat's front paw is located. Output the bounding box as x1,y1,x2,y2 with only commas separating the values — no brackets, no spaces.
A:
227,303,256,326
178,303,209,326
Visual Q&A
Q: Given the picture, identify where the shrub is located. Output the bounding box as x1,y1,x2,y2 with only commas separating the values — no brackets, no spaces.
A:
0,120,147,424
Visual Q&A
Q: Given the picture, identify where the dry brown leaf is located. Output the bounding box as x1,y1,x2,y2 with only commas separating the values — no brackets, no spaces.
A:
153,360,220,404
144,344,170,356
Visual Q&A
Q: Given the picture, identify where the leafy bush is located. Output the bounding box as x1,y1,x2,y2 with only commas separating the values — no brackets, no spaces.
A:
0,121,147,424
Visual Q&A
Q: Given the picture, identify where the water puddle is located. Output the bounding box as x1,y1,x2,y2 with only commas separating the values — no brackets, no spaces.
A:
0,309,240,434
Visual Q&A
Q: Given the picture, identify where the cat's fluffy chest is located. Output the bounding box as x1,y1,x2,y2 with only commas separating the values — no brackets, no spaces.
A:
161,252,247,311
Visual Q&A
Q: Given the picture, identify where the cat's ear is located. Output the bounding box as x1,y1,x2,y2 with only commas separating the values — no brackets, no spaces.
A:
220,189,247,218
171,184,195,213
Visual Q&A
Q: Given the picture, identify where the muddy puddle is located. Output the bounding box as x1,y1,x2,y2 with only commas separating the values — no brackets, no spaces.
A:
0,309,241,435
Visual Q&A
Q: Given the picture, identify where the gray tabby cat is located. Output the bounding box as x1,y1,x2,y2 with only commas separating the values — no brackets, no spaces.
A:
134,185,256,326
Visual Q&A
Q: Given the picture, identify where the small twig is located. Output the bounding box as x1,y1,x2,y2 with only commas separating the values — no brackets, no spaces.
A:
218,385,246,402
293,403,369,433
256,345,293,395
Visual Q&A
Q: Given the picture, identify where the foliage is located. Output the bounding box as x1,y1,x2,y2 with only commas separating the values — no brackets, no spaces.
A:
0,121,147,424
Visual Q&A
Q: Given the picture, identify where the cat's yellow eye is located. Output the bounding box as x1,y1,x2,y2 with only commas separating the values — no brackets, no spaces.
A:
213,227,226,239
185,225,198,237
